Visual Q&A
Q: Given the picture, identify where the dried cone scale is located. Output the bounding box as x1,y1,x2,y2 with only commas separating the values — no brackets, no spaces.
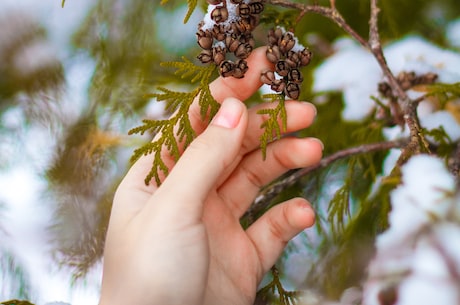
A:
261,27,312,100
196,1,312,100
196,0,265,79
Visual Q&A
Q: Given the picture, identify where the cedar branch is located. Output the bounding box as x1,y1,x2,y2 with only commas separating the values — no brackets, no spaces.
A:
267,0,429,165
244,139,408,224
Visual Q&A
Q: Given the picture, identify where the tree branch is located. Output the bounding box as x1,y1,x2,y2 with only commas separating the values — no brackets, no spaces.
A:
266,0,368,47
368,0,405,100
267,0,430,165
244,139,408,224
368,0,428,164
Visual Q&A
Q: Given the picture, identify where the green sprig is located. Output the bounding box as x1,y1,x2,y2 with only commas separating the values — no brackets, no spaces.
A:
256,266,299,305
129,59,218,185
258,94,288,159
161,57,215,84
421,82,460,107
160,0,198,23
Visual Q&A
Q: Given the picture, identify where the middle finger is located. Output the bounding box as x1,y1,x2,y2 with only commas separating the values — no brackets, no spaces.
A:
217,135,324,219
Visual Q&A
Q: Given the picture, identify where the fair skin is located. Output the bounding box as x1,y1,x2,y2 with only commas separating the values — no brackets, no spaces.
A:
99,47,323,305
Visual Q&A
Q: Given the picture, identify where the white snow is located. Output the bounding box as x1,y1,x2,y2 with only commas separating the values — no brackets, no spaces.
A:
313,35,460,123
446,18,460,49
0,1,100,305
12,40,60,78
312,38,381,121
363,155,460,305
201,1,241,32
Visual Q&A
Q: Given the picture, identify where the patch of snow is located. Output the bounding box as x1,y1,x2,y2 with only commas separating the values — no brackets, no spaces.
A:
313,36,460,122
363,155,460,305
446,18,460,49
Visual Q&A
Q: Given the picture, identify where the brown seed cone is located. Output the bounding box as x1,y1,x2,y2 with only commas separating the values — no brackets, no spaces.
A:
197,49,213,64
225,34,240,53
233,59,248,78
266,45,281,64
234,43,252,59
233,18,253,34
285,82,300,100
378,82,393,98
267,28,278,46
275,60,290,77
219,60,235,77
197,29,213,50
240,33,255,48
299,48,312,66
285,50,300,68
211,6,229,23
212,24,227,41
213,46,227,65
287,68,303,84
271,79,286,93
418,72,438,84
249,1,264,15
238,4,251,18
260,70,276,85
279,32,296,54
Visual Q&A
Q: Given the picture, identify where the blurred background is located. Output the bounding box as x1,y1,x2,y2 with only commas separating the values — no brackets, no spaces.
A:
1,1,459,304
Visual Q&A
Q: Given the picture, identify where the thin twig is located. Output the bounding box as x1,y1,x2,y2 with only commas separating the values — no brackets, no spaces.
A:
368,0,406,100
266,0,368,47
367,0,429,163
267,0,429,164
244,139,408,223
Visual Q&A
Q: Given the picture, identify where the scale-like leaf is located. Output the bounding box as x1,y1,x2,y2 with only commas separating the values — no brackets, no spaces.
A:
130,57,216,185
419,82,460,106
258,94,287,159
148,87,199,113
184,0,198,23
161,58,216,83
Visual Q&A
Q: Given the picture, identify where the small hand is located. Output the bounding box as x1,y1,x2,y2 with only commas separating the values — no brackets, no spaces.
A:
99,47,323,305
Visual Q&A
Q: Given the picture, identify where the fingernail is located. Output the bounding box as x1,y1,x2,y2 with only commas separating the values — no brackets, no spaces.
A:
301,202,314,213
309,138,324,150
211,98,244,129
302,102,317,116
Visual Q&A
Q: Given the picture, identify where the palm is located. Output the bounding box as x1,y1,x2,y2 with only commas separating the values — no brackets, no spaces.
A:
100,48,322,305
202,190,263,305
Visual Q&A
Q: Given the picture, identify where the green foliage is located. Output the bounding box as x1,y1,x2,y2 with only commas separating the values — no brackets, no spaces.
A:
258,94,287,159
161,57,211,83
423,126,456,159
422,82,460,107
306,164,400,298
4,0,460,298
72,0,169,114
327,182,350,237
0,301,35,305
160,0,198,23
259,6,299,30
129,89,198,185
0,15,63,102
326,153,385,238
301,94,385,155
50,185,114,280
183,0,199,23
0,250,32,301
256,267,299,305
129,59,218,185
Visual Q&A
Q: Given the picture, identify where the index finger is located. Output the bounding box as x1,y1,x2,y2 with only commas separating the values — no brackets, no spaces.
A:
188,46,273,133
118,47,273,194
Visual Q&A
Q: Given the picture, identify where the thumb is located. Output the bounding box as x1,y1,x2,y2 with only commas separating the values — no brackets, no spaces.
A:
152,97,248,221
